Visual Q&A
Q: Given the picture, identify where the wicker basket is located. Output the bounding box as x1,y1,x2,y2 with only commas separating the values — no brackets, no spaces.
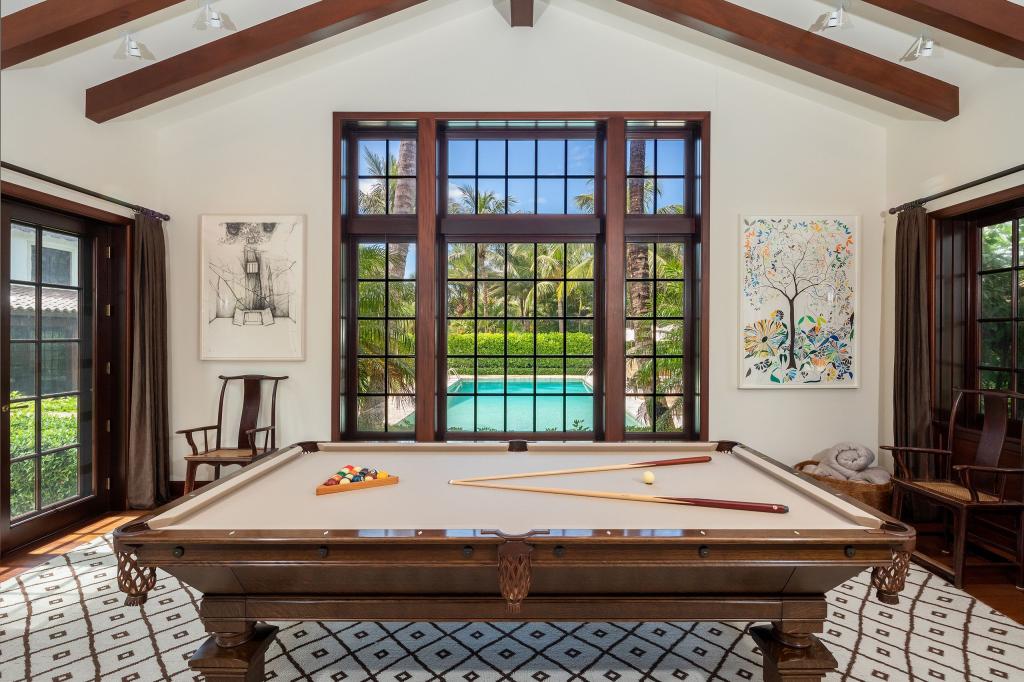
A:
795,460,893,514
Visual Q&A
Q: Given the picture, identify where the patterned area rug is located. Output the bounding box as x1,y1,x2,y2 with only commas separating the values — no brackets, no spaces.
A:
1,537,1021,682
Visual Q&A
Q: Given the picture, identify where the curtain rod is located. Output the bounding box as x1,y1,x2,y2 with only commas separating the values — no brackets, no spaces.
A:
888,163,1024,215
1,161,170,221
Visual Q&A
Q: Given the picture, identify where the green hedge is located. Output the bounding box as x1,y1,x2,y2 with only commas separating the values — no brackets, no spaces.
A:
447,332,593,375
9,395,79,517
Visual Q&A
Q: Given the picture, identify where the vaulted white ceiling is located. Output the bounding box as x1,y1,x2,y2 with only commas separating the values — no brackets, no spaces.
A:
1,0,1021,123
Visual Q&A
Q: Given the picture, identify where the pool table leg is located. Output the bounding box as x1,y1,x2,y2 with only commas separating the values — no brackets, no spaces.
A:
189,621,278,682
749,621,837,682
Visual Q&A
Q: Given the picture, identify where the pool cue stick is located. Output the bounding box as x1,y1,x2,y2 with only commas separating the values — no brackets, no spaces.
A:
449,480,789,514
449,455,712,484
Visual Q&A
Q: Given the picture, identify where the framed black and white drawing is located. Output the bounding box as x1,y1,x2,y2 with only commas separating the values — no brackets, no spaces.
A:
200,215,305,361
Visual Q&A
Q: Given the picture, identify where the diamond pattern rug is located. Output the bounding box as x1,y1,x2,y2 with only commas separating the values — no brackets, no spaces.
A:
1,536,1021,681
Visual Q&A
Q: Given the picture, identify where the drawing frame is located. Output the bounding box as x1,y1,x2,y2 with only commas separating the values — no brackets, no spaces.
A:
199,214,306,361
738,214,860,389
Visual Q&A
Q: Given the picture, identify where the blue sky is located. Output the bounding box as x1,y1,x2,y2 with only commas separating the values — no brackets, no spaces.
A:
357,137,686,214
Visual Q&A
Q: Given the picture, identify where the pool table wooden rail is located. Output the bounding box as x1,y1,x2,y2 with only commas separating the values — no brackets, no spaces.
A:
113,440,914,682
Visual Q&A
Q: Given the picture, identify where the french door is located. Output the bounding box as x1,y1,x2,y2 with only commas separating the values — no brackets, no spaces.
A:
1,200,118,552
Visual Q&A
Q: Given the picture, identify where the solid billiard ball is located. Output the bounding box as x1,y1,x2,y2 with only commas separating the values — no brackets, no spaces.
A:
642,471,656,485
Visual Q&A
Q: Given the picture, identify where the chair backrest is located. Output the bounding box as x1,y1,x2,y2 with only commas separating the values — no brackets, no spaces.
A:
944,388,1014,497
214,374,288,449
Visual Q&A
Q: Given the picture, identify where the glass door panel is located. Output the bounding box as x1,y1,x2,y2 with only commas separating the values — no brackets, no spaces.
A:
3,212,94,540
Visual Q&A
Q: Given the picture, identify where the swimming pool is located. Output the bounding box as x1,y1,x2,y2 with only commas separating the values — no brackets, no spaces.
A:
446,377,593,432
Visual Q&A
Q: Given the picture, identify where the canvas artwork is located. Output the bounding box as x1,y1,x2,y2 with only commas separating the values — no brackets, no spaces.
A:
200,215,305,360
740,215,858,388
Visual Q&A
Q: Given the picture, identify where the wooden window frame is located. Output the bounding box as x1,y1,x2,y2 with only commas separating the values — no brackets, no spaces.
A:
930,184,1024,430
332,112,711,443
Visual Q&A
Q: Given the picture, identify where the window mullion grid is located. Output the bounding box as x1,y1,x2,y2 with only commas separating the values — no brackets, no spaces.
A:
532,242,538,432
1015,217,1021,397
33,225,42,512
383,252,391,431
473,242,479,432
503,243,509,432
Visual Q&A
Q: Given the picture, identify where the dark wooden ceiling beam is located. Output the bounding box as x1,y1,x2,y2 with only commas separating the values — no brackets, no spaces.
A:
860,0,1024,60
85,0,427,123
510,0,535,27
616,0,959,120
1,0,184,69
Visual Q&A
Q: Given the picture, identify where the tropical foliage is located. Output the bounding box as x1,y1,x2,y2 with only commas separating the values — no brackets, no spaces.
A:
624,242,686,432
978,221,1015,390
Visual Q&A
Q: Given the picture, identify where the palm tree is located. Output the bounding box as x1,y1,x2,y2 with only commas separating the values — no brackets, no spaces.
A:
355,243,416,424
447,184,517,214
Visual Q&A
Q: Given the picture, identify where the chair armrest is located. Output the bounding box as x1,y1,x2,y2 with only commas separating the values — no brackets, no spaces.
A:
953,465,1024,502
879,445,951,480
952,465,1024,475
175,425,219,455
246,426,276,456
879,445,951,455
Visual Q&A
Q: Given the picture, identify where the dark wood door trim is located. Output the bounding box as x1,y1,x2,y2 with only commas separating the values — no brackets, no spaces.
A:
0,190,129,555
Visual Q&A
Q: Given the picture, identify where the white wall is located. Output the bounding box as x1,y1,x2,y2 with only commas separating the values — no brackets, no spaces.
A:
877,68,1024,455
0,61,161,215
154,0,886,478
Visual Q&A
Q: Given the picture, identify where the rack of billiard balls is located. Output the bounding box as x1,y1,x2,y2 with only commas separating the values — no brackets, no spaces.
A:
316,465,399,496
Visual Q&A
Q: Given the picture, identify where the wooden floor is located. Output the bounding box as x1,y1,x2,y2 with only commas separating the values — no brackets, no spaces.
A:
1,512,1021,624
0,511,144,582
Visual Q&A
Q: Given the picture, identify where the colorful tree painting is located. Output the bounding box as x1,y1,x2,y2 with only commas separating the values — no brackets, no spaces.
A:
741,216,857,387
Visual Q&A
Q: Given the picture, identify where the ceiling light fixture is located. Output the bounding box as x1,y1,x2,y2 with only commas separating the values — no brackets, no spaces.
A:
825,4,845,29
811,1,849,33
900,35,936,62
195,1,236,31
114,33,154,60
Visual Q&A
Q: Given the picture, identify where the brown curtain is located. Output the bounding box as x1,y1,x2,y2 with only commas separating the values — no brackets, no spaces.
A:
893,205,933,474
127,211,170,508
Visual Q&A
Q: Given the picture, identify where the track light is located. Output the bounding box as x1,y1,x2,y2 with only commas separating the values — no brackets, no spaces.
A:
825,6,844,29
811,1,849,32
114,33,154,60
195,2,236,31
900,35,936,62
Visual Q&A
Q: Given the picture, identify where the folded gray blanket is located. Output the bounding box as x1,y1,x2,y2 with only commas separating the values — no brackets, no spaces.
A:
804,442,891,484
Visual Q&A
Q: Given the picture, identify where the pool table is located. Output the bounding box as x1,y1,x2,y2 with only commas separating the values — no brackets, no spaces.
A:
115,441,914,682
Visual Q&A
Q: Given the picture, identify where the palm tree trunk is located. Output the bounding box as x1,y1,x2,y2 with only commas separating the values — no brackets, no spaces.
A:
390,140,417,277
626,140,651,328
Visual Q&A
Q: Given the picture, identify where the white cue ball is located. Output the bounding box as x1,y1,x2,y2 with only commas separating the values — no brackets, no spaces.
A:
642,471,656,485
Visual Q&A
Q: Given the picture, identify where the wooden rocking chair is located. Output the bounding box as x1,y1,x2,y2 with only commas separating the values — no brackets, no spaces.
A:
178,374,287,494
882,389,1024,589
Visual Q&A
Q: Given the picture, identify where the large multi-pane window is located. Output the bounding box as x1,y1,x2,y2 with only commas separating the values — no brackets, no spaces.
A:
625,242,687,433
977,211,1024,391
335,115,706,441
352,241,416,433
446,137,596,215
445,241,596,433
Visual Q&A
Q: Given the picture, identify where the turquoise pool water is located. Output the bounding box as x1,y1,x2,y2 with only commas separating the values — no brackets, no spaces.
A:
447,377,593,432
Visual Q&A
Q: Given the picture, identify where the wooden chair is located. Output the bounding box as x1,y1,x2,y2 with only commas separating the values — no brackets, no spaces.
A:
178,374,287,494
882,388,1024,589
